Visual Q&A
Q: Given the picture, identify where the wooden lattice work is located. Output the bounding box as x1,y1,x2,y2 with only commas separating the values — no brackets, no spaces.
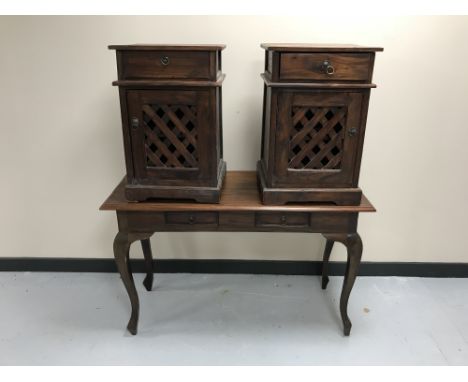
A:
142,104,198,168
288,106,346,170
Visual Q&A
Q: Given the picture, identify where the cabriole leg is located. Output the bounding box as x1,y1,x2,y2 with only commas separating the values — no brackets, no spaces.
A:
113,231,152,335
141,238,154,291
321,239,335,290
323,233,363,336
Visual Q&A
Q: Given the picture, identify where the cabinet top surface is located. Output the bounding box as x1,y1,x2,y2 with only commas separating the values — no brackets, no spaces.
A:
100,171,376,213
108,44,226,51
261,43,383,52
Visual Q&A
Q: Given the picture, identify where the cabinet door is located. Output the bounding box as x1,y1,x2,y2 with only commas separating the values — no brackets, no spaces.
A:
126,89,212,186
274,91,363,188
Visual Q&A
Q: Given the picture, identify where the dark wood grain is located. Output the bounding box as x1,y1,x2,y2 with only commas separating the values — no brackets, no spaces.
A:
112,75,225,87
100,171,376,213
102,171,374,336
118,50,214,80
321,239,334,289
323,232,363,336
109,44,226,51
113,231,153,335
261,74,376,88
261,43,383,52
140,238,153,291
280,53,371,81
111,44,226,203
258,44,381,205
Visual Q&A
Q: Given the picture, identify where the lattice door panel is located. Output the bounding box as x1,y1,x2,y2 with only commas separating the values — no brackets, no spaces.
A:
288,106,346,170
142,104,198,168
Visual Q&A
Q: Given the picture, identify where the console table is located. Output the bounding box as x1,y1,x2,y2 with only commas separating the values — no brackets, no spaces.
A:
100,171,375,336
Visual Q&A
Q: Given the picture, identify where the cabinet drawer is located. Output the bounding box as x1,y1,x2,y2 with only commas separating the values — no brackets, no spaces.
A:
165,212,218,226
279,53,371,81
119,50,213,80
256,212,309,227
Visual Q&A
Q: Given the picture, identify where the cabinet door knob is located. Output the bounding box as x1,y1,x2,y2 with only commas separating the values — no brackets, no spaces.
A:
280,215,287,225
321,60,335,75
348,127,358,137
131,117,139,130
160,56,170,66
188,215,195,224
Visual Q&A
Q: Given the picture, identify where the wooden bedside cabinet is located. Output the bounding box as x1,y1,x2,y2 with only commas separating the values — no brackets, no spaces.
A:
109,44,226,203
257,44,383,205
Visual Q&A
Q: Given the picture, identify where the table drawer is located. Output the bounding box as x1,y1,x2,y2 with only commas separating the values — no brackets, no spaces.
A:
165,212,218,226
255,212,309,227
279,53,371,81
119,50,213,80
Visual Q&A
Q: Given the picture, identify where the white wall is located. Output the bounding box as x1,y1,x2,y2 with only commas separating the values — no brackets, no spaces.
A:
1,16,467,263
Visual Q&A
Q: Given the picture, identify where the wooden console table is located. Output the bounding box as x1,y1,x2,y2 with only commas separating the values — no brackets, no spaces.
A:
100,171,375,336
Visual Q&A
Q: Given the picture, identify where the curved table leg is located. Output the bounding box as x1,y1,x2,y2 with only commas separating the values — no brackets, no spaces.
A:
323,233,363,336
113,231,152,335
141,238,154,292
321,239,335,290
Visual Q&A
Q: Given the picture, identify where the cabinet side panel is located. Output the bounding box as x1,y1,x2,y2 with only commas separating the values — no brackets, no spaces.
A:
209,51,217,81
118,88,135,180
205,87,220,186
261,85,271,165
352,90,371,186
217,86,223,159
265,88,279,186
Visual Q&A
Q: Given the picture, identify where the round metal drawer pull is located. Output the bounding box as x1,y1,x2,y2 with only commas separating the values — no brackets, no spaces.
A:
160,56,170,66
321,60,334,75
348,127,358,137
188,215,195,224
280,215,287,225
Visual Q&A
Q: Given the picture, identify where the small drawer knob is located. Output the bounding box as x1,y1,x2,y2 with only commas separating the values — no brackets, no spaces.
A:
160,56,170,66
321,60,335,75
348,127,358,137
280,215,287,225
131,117,139,130
188,215,195,224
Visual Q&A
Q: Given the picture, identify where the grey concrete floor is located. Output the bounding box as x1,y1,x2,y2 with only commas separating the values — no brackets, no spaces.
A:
0,272,467,365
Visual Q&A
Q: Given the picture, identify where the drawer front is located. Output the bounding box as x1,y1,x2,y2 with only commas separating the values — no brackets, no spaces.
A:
120,211,357,233
279,53,371,81
119,50,213,80
309,212,356,233
256,212,309,227
219,212,255,227
165,212,218,226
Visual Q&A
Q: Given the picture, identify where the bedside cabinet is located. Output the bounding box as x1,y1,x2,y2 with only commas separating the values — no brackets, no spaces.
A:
257,44,383,205
109,44,226,203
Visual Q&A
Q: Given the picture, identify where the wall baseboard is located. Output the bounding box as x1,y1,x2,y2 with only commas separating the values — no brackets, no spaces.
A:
0,258,468,277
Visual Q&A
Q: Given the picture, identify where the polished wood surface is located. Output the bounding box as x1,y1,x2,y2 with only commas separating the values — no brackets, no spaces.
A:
279,53,371,81
258,43,381,205
109,44,226,51
110,44,225,202
118,50,214,80
261,73,377,89
100,171,375,212
112,74,225,88
101,172,375,335
261,43,383,52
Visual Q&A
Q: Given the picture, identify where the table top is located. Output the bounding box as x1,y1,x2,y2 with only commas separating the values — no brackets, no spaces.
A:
100,171,376,213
